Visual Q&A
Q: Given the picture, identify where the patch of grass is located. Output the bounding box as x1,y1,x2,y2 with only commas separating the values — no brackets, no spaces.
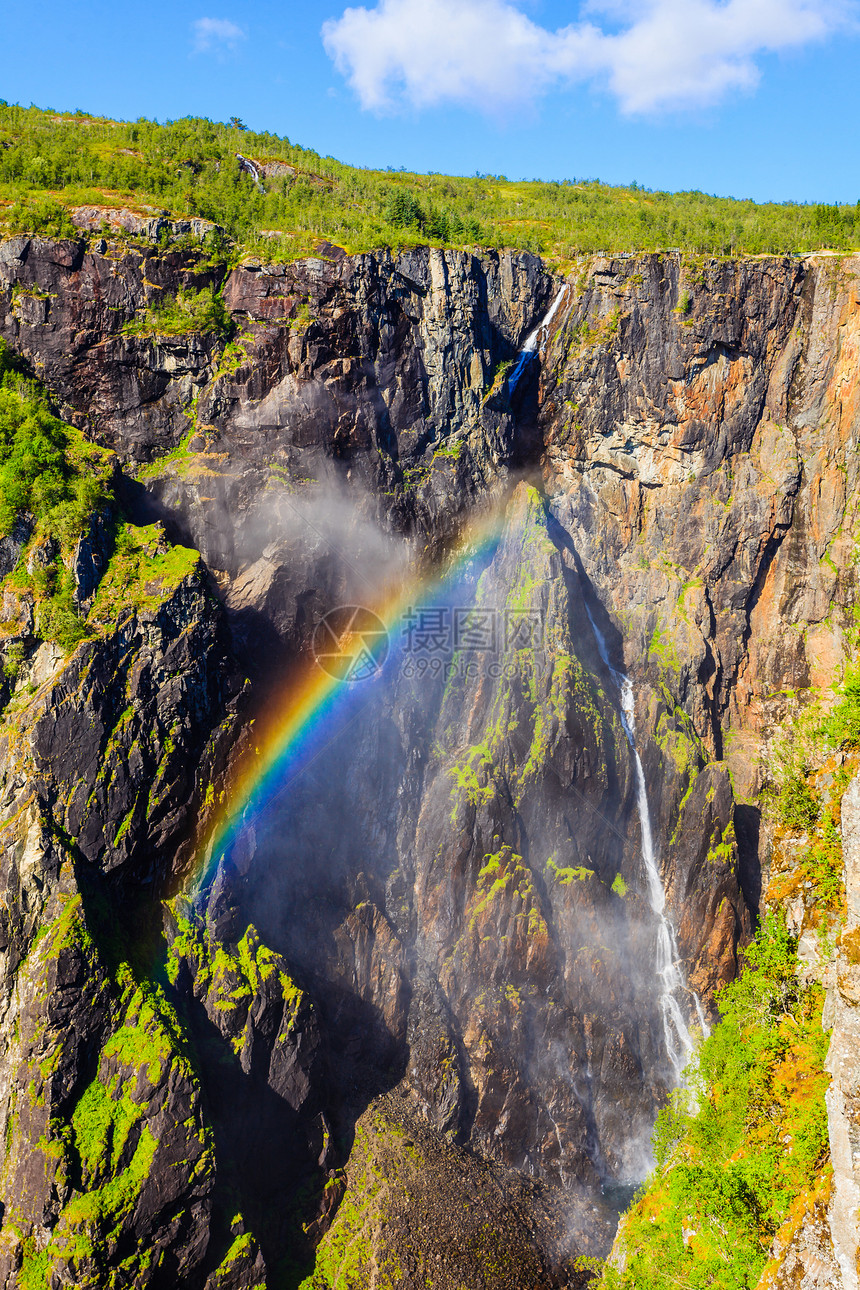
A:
134,427,196,482
546,857,594,885
88,523,199,625
482,358,515,404
0,340,117,654
0,339,112,536
648,625,681,673
166,907,306,1055
5,193,78,240
824,659,860,750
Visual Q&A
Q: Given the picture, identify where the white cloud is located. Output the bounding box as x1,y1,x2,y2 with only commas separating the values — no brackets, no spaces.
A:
192,17,247,55
321,0,855,114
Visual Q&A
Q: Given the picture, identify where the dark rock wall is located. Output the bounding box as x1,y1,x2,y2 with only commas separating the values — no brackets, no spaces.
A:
0,570,245,1286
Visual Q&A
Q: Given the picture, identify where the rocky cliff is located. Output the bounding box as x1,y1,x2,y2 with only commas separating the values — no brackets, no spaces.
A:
0,227,858,1287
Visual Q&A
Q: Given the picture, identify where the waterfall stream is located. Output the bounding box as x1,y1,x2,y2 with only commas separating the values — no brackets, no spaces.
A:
584,606,708,1085
507,284,569,396
236,153,262,186
508,276,707,1087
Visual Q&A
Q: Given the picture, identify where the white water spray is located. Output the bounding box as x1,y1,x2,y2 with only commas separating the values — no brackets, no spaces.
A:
236,153,262,186
584,605,708,1085
522,284,569,353
508,285,569,395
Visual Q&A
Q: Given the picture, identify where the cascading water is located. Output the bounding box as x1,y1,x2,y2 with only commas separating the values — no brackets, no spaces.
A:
514,278,706,1089
236,153,262,186
584,605,708,1086
507,284,569,396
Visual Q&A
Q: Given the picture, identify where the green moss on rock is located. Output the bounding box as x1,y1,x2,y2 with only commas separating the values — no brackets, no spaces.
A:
88,523,200,626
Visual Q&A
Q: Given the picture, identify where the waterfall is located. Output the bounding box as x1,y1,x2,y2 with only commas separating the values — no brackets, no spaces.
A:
584,605,707,1086
507,284,568,396
236,153,262,186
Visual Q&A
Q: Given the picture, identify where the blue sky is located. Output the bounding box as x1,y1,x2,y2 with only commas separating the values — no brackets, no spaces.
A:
3,0,859,202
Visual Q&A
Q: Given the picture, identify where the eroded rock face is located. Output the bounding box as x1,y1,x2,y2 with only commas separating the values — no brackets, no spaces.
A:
540,254,860,772
1,235,859,1285
0,564,250,1287
0,234,225,460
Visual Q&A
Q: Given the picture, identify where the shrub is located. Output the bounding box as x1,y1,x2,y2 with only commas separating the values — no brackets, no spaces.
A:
123,286,233,339
5,195,78,240
0,353,111,536
776,773,820,831
824,661,860,749
602,915,830,1290
0,341,114,658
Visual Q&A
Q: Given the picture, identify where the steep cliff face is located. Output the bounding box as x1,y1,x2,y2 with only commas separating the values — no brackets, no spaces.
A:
0,559,246,1286
541,253,858,753
540,253,860,951
537,252,860,1288
0,229,858,1287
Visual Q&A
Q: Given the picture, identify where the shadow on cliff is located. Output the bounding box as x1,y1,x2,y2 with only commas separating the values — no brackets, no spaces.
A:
169,957,405,1290
71,850,406,1289
734,803,763,921
504,353,547,470
544,508,626,675
178,966,408,1288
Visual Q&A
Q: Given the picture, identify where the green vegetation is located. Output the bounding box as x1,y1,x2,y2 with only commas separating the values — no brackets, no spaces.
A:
761,662,860,911
122,285,232,339
599,915,830,1290
298,1116,404,1290
166,906,305,1056
766,750,848,913
0,340,111,536
546,857,594,885
448,740,496,815
6,192,77,240
0,342,202,671
87,523,199,626
15,898,213,1289
208,1232,260,1286
648,625,681,674
1,102,859,259
825,658,860,750
0,340,114,652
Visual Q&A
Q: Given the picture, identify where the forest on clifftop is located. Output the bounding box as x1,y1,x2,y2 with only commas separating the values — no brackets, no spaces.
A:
1,102,860,266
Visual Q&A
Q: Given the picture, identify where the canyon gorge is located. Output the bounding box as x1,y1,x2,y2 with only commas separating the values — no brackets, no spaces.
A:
0,222,857,1287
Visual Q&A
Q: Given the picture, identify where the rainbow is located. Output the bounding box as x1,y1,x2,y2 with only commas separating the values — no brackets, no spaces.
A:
186,498,514,896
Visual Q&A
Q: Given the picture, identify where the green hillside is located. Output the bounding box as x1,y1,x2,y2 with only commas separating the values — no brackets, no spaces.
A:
1,102,858,265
